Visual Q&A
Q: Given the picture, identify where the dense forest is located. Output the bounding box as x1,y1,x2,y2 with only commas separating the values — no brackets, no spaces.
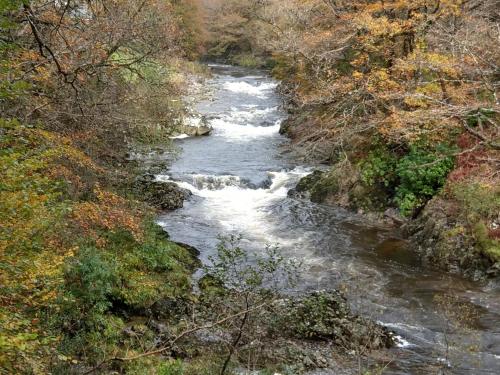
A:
1,0,499,374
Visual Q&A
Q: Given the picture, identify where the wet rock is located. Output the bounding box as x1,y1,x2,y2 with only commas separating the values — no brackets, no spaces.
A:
275,291,394,350
295,170,324,193
384,208,406,225
145,161,169,175
178,124,212,136
174,242,202,270
198,274,225,296
134,174,191,210
403,197,495,279
346,181,391,213
174,241,201,258
147,319,170,335
288,170,339,204
175,115,212,137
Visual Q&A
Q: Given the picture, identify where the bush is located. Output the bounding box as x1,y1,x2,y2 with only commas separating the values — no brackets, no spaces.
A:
64,223,194,315
451,182,500,223
358,144,455,216
56,222,196,363
232,53,266,68
64,246,119,317
395,146,455,216
359,148,397,188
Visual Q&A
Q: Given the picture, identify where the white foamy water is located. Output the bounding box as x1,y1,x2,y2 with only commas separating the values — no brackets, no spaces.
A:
227,106,278,123
209,118,281,140
168,167,310,246
155,175,171,182
394,335,414,348
223,81,278,98
169,133,190,139
187,174,249,190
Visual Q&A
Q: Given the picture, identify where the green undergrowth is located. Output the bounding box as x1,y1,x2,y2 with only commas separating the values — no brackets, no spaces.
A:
0,120,197,373
473,222,500,262
231,53,268,68
452,182,500,263
57,223,196,366
297,141,456,217
359,143,455,216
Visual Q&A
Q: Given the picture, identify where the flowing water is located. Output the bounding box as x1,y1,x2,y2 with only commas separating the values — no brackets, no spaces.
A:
157,65,500,374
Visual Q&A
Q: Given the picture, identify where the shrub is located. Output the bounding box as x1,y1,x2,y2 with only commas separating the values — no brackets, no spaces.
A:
395,146,455,216
232,53,266,68
358,143,455,215
451,182,500,223
64,246,119,317
57,222,196,363
359,148,397,188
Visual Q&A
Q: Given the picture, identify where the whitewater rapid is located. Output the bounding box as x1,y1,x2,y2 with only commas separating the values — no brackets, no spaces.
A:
157,65,500,374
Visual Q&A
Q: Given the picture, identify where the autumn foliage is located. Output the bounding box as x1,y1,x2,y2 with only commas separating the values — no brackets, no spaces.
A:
0,1,205,372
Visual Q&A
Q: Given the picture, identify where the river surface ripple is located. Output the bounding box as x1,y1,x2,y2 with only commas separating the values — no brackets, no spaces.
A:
158,65,500,374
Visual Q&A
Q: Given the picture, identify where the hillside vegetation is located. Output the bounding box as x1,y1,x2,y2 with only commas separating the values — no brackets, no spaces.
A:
205,0,500,277
0,0,205,372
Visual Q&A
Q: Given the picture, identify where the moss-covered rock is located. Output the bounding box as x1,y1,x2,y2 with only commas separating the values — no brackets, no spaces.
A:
295,170,324,193
198,274,225,297
474,221,500,263
274,291,394,350
150,297,191,321
289,170,339,203
134,174,191,210
404,197,497,279
348,182,390,212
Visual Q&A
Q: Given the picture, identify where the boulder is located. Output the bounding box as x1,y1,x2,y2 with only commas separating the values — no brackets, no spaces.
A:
295,170,324,193
274,291,394,350
134,174,191,210
384,208,406,226
288,170,339,203
174,242,202,270
150,297,191,320
174,241,201,258
178,124,212,137
402,197,493,279
173,115,212,137
198,274,225,297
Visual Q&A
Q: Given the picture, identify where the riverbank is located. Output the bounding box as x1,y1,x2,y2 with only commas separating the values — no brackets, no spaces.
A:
281,107,500,280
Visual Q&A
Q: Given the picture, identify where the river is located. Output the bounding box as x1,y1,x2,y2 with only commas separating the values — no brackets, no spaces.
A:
157,65,500,374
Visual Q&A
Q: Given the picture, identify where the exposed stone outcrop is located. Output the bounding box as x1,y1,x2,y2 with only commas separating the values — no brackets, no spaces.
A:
134,174,191,210
173,115,212,137
273,291,394,350
287,170,339,203
403,197,499,279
